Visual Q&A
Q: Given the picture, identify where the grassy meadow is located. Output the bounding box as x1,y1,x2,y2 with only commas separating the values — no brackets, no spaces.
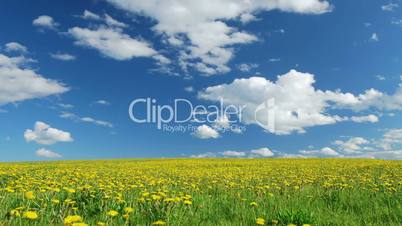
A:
0,158,401,225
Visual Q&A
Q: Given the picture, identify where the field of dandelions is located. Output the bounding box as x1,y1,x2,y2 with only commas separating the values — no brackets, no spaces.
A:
0,158,401,225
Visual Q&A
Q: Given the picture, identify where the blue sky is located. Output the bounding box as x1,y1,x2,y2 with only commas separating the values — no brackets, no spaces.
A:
1,0,402,161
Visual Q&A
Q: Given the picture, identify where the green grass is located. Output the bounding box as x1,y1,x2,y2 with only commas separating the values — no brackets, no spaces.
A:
0,158,401,225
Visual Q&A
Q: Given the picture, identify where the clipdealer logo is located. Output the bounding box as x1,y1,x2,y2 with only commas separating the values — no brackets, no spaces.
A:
128,98,276,133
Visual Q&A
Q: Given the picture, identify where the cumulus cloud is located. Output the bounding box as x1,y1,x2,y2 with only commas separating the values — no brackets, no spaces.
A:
269,58,281,62
106,0,332,75
199,69,402,134
213,114,231,129
33,15,59,30
192,124,219,139
24,121,73,145
67,26,170,69
184,86,194,93
0,53,69,106
349,114,379,123
300,129,402,159
69,10,171,67
333,137,371,154
370,33,379,42
94,100,110,105
68,26,159,60
191,152,217,158
36,148,62,158
222,150,246,157
238,63,258,72
50,53,76,61
376,75,385,81
191,146,274,158
4,42,28,53
380,129,402,150
299,147,340,157
58,103,74,109
81,10,127,28
381,3,398,11
250,147,274,157
392,19,402,26
60,111,113,128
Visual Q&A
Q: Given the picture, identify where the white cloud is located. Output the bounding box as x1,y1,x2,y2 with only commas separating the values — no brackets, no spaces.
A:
81,10,127,28
104,14,128,28
36,148,62,158
58,103,74,109
269,58,281,62
299,147,340,157
184,86,194,93
50,53,76,61
250,147,274,157
0,53,69,106
392,19,402,26
376,75,385,81
94,100,110,105
82,10,102,20
358,151,402,160
106,0,332,75
222,150,246,157
238,63,258,72
33,15,59,30
364,22,372,27
199,69,393,135
213,114,231,129
81,117,113,127
382,129,402,149
191,152,217,158
24,121,73,145
239,13,258,24
370,33,379,42
60,111,113,128
333,137,370,153
192,124,219,139
306,129,402,159
4,42,28,53
68,26,164,61
191,146,274,158
341,87,402,111
350,114,379,123
381,3,398,11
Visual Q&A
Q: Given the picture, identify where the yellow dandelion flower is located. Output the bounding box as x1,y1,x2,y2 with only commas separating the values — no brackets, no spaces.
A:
72,223,88,226
25,191,35,199
124,207,134,213
64,215,82,224
107,210,119,217
256,217,265,225
250,201,258,207
23,211,38,220
152,220,166,225
10,209,20,217
183,200,192,205
97,222,106,226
